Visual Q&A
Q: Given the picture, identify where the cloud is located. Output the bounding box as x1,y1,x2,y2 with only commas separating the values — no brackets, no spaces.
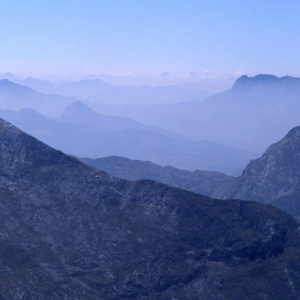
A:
106,71,134,76
235,70,246,76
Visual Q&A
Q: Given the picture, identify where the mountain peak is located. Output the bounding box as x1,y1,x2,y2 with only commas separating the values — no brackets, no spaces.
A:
233,74,279,89
285,125,300,140
232,74,300,91
0,79,33,93
0,117,112,183
0,117,79,170
0,118,17,130
62,101,95,118
0,79,18,87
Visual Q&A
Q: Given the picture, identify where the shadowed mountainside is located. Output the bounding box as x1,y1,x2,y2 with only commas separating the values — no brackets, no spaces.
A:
0,119,299,298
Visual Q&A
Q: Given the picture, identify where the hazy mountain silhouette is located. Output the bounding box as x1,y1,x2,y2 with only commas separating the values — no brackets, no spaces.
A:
0,79,74,116
91,74,300,152
0,74,208,105
58,101,182,139
0,104,255,174
0,118,299,299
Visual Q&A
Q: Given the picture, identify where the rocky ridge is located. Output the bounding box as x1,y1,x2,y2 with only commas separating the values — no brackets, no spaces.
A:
0,119,299,298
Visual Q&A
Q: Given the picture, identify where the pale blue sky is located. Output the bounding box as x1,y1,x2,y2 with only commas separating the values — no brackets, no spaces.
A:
1,0,300,80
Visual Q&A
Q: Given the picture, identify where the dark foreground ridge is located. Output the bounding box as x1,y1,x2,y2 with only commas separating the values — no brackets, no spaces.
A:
0,119,299,299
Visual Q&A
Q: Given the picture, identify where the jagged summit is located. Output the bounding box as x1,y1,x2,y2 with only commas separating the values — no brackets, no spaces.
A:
232,74,300,91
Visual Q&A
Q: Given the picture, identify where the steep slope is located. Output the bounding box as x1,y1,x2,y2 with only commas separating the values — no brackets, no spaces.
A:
0,106,255,174
0,119,299,298
91,74,300,153
0,79,74,116
81,155,233,197
216,126,300,219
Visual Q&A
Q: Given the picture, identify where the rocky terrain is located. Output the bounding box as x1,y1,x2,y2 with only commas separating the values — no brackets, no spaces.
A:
0,119,299,299
215,125,300,219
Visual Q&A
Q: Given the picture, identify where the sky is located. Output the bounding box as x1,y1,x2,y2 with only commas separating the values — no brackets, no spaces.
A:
1,0,300,85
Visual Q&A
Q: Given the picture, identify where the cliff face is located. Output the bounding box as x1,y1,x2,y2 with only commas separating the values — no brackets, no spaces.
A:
0,119,299,299
214,126,300,218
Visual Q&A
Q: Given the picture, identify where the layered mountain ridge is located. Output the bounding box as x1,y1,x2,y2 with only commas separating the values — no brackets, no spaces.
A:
84,125,300,219
0,119,299,298
0,74,208,105
0,79,75,116
92,74,300,153
0,103,254,174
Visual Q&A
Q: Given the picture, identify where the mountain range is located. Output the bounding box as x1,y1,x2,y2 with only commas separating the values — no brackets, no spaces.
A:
0,102,255,175
0,79,74,116
0,73,208,105
91,74,300,153
0,118,299,299
3,74,300,155
83,125,300,219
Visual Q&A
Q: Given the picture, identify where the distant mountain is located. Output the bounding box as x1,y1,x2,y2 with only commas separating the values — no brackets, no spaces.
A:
1,74,208,105
91,74,300,153
233,74,300,93
81,155,232,197
0,104,255,175
58,101,182,139
0,118,299,298
55,79,207,104
0,79,74,116
0,72,20,82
